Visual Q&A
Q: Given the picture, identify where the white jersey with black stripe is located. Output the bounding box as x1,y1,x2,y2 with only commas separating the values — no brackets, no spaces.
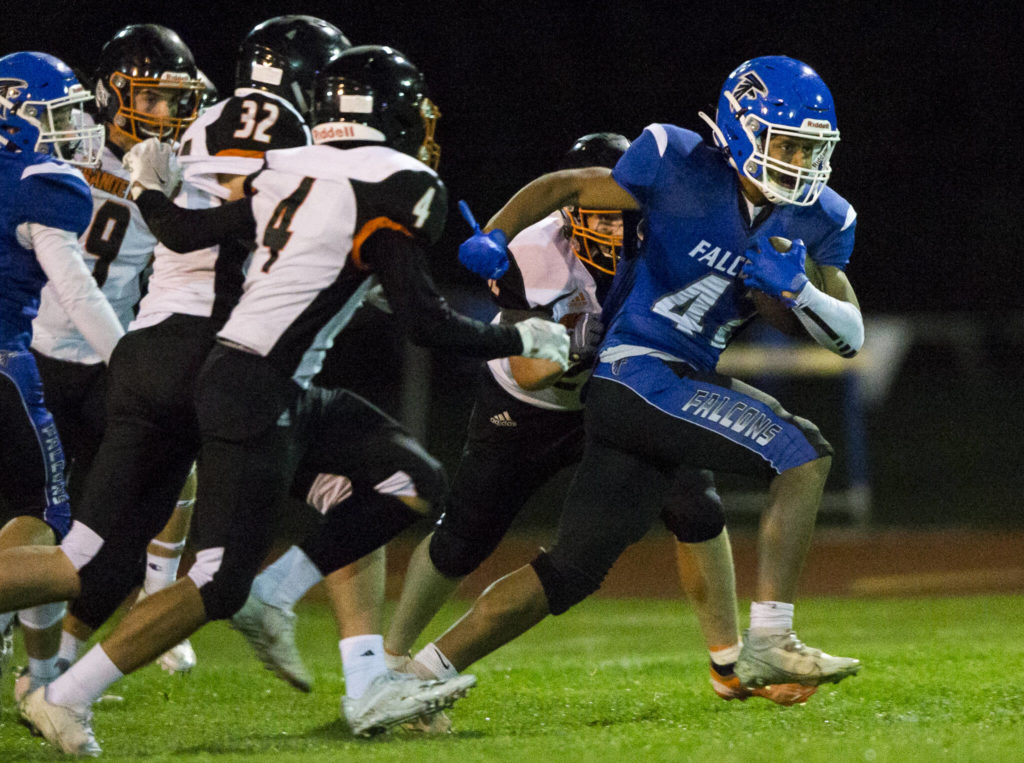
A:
132,90,310,330
217,143,447,388
31,145,155,363
486,213,602,412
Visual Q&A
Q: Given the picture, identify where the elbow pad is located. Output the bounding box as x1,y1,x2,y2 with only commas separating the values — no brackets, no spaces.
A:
792,283,864,357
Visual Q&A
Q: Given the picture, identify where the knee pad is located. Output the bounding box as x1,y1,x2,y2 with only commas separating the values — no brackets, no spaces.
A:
530,551,604,616
188,547,255,620
661,502,726,543
661,471,727,544
428,516,505,579
18,601,66,630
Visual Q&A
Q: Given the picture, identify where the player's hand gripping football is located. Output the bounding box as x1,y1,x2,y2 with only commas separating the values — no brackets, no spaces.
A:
740,234,809,306
457,200,510,280
515,317,570,371
123,137,182,201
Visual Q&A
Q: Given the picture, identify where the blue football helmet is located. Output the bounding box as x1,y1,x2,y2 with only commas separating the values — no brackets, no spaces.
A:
0,51,104,166
699,56,839,206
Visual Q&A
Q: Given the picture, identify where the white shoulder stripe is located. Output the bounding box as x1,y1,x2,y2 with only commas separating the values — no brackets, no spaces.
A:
646,123,669,157
22,160,86,183
841,205,857,231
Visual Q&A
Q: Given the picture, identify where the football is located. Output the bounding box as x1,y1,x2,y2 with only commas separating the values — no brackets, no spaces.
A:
750,237,826,337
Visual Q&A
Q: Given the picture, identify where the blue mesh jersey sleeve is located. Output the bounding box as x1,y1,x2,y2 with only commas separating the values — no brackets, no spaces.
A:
17,160,94,236
612,124,705,207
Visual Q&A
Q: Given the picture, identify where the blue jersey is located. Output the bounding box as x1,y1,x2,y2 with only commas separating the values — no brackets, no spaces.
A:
0,151,93,351
604,123,856,372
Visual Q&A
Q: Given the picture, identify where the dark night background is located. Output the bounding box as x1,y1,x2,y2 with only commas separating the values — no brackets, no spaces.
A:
5,1,1022,527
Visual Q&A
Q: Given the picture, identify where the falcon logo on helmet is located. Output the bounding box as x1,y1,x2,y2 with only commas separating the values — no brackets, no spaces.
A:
0,78,28,100
731,71,768,102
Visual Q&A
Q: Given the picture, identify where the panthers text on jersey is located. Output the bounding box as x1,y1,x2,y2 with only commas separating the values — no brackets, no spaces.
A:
601,123,857,372
217,143,447,388
486,213,601,411
1,152,94,351
133,89,309,330
31,144,156,364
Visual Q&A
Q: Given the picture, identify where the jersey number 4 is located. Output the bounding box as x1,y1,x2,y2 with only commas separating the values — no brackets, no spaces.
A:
652,273,744,349
262,177,315,272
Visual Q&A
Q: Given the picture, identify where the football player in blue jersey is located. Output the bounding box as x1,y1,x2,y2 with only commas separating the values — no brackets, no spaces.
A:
0,51,122,707
384,132,813,708
425,56,863,698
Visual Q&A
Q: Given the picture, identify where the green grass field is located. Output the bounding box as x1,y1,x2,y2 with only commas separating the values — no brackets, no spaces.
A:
2,594,1022,761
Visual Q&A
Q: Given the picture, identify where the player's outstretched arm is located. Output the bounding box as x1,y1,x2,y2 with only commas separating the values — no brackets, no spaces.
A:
364,229,568,369
486,168,638,241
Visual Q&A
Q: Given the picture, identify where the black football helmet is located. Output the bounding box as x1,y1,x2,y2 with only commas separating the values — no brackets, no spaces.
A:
196,69,219,114
309,45,440,169
94,24,203,144
559,133,630,275
235,15,351,117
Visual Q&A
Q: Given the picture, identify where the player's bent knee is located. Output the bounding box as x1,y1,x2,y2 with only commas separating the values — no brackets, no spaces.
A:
188,547,257,620
530,551,603,616
429,524,501,579
666,512,725,544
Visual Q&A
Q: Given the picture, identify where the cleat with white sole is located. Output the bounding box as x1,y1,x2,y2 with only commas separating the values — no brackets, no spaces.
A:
230,593,312,691
158,638,197,674
342,670,475,737
19,687,101,757
736,628,861,687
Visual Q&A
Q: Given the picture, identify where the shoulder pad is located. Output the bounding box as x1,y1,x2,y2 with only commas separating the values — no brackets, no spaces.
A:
351,167,448,247
19,161,93,235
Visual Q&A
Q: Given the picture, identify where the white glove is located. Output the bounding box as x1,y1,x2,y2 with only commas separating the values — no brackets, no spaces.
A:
515,317,570,371
122,137,181,200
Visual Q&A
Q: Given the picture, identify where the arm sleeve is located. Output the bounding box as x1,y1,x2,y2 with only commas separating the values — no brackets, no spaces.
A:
135,190,256,253
792,283,864,357
30,224,124,363
364,228,524,358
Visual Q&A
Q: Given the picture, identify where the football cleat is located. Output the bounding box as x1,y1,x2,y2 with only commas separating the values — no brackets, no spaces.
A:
736,628,861,687
229,593,312,692
341,670,475,737
157,638,197,674
18,687,101,757
383,651,453,733
709,661,817,706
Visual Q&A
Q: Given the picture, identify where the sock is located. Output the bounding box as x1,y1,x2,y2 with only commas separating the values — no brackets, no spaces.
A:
413,643,459,680
253,546,324,612
340,634,386,699
29,655,63,688
750,601,795,631
59,630,84,664
144,540,185,594
709,642,742,671
46,644,123,712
